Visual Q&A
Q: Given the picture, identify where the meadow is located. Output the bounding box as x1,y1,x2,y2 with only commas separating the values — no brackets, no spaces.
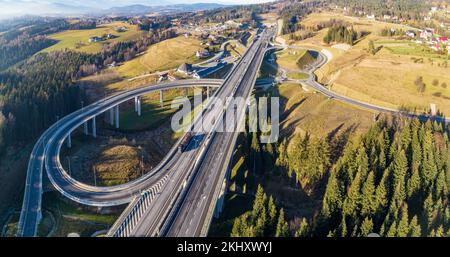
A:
280,12,450,116
115,36,203,78
42,22,144,54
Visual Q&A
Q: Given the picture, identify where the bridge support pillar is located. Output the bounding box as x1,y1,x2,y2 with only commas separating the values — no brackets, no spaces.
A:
184,87,188,97
134,96,138,112
137,97,141,116
115,105,120,129
214,178,227,218
109,108,114,125
67,133,72,148
207,86,210,99
83,122,88,135
92,117,97,138
160,90,164,108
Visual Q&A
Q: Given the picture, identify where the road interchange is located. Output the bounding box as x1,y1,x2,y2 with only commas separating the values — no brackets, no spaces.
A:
18,25,448,237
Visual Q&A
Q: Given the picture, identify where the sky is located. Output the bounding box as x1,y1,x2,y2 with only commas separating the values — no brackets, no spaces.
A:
0,0,274,19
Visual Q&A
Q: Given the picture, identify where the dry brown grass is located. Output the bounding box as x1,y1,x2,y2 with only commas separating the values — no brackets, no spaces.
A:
91,145,145,186
276,83,375,141
281,12,450,116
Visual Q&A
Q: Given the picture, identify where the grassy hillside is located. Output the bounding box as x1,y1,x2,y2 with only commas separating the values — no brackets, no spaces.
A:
281,11,450,116
115,36,203,78
276,49,316,71
42,22,144,54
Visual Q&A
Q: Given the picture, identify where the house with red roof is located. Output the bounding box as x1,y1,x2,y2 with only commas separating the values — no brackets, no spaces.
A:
438,37,449,44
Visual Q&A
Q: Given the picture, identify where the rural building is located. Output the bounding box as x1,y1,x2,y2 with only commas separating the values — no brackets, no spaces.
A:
196,49,210,59
89,36,102,42
438,37,449,44
177,63,193,74
116,27,128,32
420,29,433,39
158,72,169,82
406,31,416,38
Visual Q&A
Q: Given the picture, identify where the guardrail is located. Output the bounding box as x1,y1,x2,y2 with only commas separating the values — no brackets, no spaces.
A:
107,175,169,237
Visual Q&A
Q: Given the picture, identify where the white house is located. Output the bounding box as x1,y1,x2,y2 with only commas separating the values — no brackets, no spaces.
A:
406,31,416,38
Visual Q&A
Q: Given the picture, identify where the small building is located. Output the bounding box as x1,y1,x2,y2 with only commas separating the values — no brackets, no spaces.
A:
196,49,210,59
366,14,375,20
116,27,128,32
438,37,449,44
88,36,102,43
420,29,433,40
158,72,169,82
177,63,193,74
406,31,416,38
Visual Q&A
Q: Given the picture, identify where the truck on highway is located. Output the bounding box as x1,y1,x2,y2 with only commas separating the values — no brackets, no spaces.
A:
178,132,193,153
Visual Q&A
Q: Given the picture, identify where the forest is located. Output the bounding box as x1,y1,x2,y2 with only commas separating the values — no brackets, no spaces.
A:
325,0,429,20
323,25,359,45
0,24,177,155
230,118,450,237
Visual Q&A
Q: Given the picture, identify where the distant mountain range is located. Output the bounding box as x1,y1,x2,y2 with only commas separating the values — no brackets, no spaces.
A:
105,3,228,15
0,1,231,19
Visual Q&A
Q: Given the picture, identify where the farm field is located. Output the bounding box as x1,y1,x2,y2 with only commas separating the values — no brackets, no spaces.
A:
115,36,203,78
280,12,450,116
42,22,144,54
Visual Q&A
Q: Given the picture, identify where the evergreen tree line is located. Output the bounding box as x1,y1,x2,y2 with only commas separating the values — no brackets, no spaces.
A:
0,35,57,71
100,29,177,66
324,0,429,21
0,51,95,151
380,27,405,37
0,18,98,71
231,185,290,237
276,133,331,194
278,1,322,35
323,25,358,45
228,117,449,237
316,119,450,237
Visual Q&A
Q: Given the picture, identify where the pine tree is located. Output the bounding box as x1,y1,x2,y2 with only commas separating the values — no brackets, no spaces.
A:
267,196,277,232
338,215,347,237
361,171,376,217
295,218,309,237
396,204,409,237
360,217,374,237
408,215,422,237
407,166,421,198
386,220,397,237
343,172,362,219
275,208,289,237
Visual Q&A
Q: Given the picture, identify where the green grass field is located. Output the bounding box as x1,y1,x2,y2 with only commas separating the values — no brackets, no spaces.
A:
42,22,144,54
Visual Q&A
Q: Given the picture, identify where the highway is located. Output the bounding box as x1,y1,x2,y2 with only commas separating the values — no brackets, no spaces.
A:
17,79,224,237
109,29,273,237
19,23,448,238
163,30,272,237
